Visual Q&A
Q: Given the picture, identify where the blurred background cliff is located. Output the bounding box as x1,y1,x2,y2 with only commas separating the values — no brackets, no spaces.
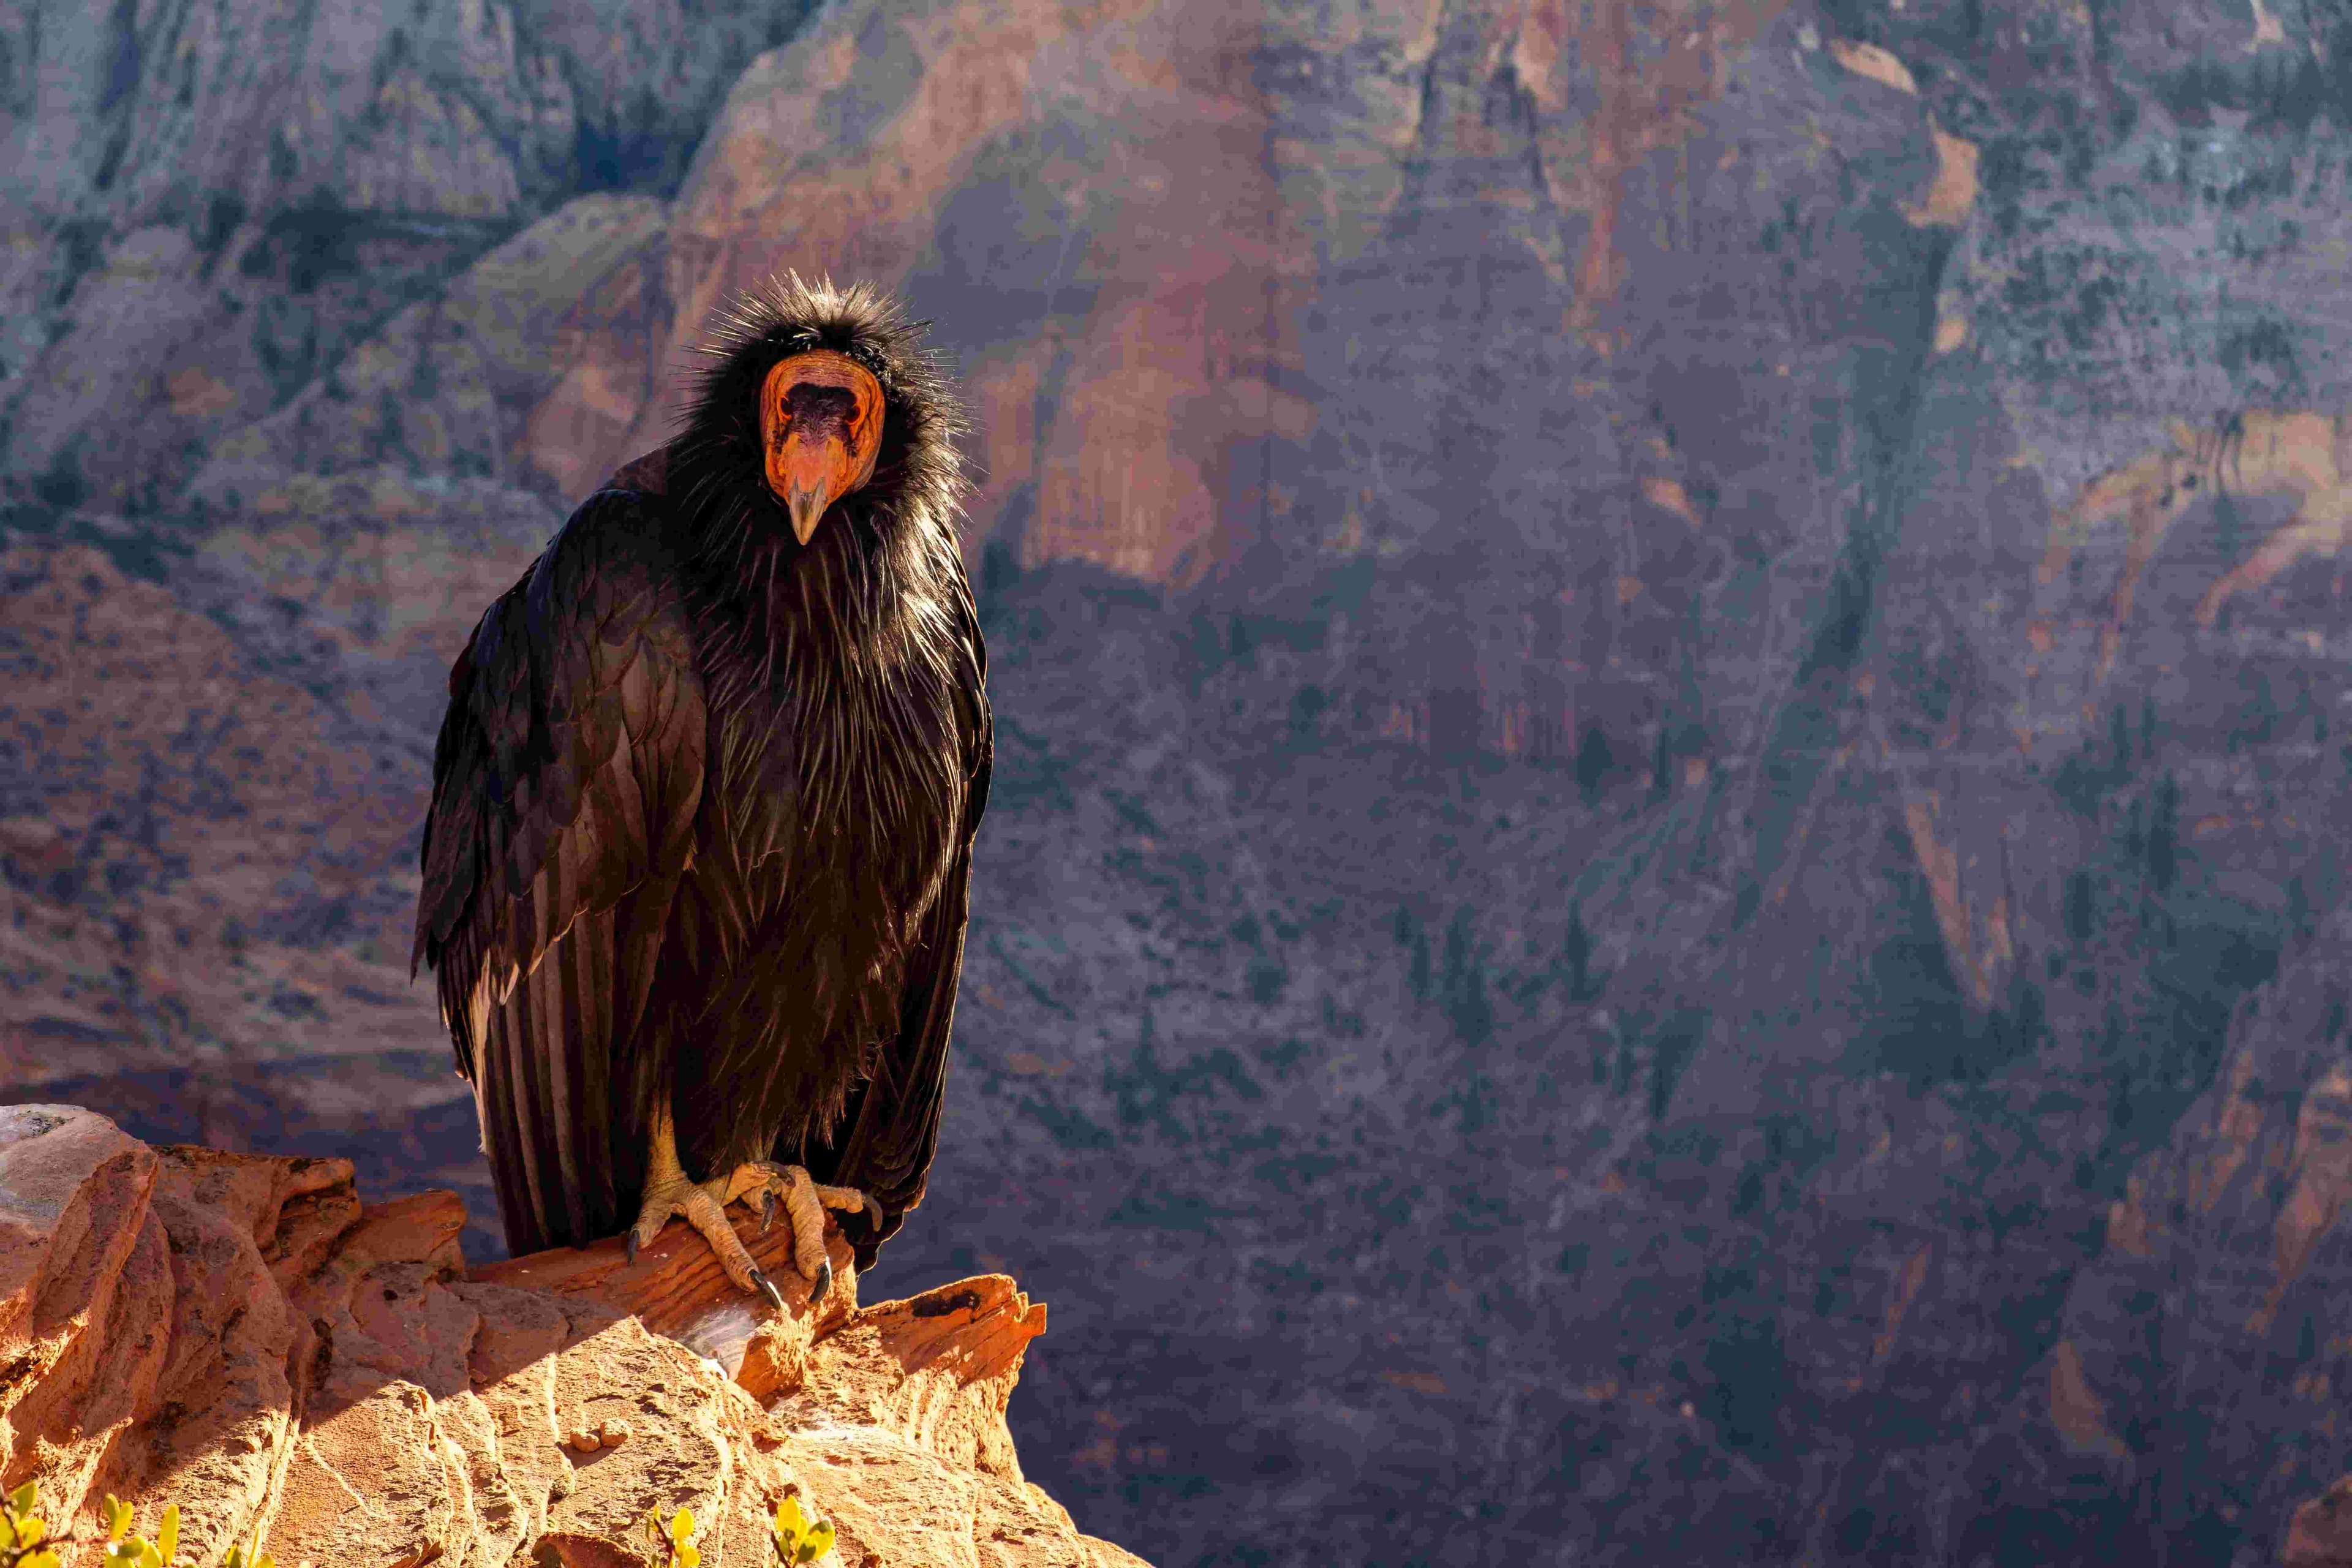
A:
4,0,2351,1562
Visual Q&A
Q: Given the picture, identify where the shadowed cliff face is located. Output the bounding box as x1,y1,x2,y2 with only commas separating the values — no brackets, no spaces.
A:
6,0,2352,1565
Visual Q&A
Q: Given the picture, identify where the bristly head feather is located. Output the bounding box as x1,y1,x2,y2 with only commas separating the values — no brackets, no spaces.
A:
665,271,969,581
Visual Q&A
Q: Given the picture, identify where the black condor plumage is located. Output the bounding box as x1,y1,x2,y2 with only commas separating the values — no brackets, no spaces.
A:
412,275,991,1300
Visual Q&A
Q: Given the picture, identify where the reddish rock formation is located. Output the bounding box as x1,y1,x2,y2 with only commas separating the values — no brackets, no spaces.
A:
0,1104,1146,1568
2291,1476,2352,1568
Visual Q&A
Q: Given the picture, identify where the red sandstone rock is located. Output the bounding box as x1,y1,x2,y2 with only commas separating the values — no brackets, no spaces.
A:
0,1105,1148,1568
2291,1476,2352,1568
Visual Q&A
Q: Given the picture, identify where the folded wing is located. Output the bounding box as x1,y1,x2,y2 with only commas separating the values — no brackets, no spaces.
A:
412,491,709,1254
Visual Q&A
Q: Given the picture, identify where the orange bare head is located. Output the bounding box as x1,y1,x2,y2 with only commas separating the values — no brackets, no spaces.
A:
759,350,885,545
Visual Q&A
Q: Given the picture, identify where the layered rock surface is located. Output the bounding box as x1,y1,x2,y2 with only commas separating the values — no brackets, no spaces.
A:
0,1104,1144,1568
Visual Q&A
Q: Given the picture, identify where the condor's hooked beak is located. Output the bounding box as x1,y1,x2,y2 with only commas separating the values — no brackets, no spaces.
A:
760,350,884,545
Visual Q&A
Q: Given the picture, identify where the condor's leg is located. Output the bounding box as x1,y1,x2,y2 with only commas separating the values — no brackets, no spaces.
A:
625,1095,882,1308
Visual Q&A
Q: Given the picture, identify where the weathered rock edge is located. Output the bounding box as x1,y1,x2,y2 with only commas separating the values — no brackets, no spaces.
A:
0,1104,1149,1568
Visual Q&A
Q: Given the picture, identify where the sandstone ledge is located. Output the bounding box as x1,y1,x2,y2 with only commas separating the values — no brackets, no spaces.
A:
0,1105,1148,1568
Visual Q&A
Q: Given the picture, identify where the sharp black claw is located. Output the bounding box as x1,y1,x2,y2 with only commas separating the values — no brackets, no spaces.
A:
761,1188,777,1234
810,1257,832,1305
625,1227,639,1265
862,1194,884,1232
752,1267,787,1314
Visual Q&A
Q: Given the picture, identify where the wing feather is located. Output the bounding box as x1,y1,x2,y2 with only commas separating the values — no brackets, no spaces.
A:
413,489,706,1254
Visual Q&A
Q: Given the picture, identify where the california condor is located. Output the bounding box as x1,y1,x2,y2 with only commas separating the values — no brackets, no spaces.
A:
413,274,991,1306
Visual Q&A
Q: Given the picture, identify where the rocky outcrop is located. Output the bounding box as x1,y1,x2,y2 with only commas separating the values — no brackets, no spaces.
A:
2291,1476,2352,1568
0,0,798,513
180,192,674,516
0,1104,1145,1568
2027,895,2352,1558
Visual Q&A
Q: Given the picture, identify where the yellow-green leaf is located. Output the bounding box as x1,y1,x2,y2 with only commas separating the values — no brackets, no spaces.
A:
669,1507,695,1544
159,1502,179,1563
10,1480,38,1516
15,1516,43,1546
0,1514,18,1549
105,1494,132,1543
23,1549,60,1568
774,1494,804,1537
139,1540,164,1568
676,1545,700,1568
224,1545,244,1568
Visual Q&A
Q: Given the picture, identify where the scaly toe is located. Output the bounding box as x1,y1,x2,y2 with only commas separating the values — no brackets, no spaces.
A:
677,1183,766,1297
715,1161,834,1289
811,1180,884,1234
626,1175,695,1265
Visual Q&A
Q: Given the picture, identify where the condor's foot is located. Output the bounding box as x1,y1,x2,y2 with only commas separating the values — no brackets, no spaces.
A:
724,1159,883,1306
625,1159,790,1310
624,1105,882,1308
